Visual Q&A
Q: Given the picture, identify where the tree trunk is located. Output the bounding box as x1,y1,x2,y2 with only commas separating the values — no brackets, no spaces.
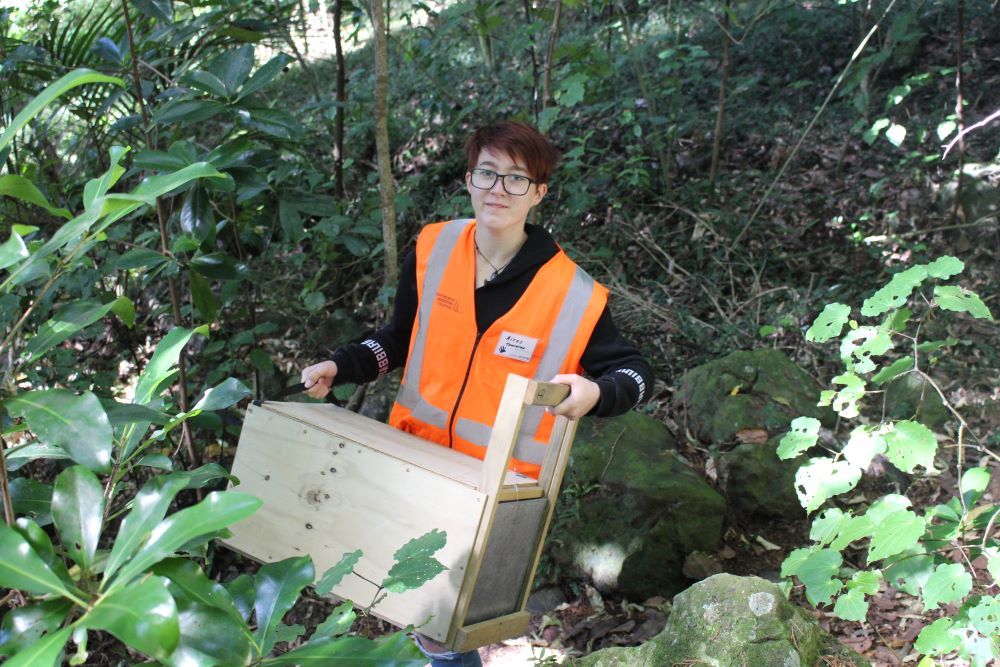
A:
333,0,346,200
542,0,563,109
709,0,731,187
948,0,966,226
370,0,399,290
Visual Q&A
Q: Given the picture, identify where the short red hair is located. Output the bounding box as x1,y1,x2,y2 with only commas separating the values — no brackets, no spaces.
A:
464,121,559,184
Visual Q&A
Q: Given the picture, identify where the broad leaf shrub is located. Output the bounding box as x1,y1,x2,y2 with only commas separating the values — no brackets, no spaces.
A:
0,70,444,664
778,256,997,666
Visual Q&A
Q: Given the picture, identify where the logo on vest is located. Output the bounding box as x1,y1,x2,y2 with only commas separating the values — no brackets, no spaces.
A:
494,331,538,363
435,293,461,313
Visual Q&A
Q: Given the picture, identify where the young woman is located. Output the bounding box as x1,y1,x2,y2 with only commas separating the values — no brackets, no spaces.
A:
301,121,653,665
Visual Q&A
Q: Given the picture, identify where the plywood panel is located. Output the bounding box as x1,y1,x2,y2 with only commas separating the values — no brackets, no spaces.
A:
223,404,487,641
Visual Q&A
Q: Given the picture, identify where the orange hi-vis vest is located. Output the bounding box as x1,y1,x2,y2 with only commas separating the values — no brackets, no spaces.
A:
389,219,608,479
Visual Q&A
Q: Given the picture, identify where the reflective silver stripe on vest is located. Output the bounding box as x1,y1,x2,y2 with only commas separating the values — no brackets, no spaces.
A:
456,265,599,464
395,219,472,429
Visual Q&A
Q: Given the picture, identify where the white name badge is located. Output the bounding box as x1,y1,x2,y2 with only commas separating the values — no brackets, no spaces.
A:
494,331,538,363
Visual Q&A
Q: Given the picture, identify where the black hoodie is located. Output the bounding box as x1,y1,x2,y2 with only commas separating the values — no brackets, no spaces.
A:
330,224,654,417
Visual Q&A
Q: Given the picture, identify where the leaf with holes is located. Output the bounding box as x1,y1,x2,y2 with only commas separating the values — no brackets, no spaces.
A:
382,529,448,594
806,303,851,342
868,509,925,563
796,458,861,513
840,325,893,374
914,617,961,656
847,570,881,595
830,372,866,418
315,550,362,595
796,548,843,606
842,426,887,471
51,466,105,572
861,265,928,317
833,588,868,621
809,509,845,546
921,563,971,609
311,602,356,641
884,547,934,596
777,417,820,460
831,514,875,551
934,286,994,320
970,596,1000,636
884,420,937,474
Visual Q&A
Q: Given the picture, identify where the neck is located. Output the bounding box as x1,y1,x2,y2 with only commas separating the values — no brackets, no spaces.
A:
474,225,528,266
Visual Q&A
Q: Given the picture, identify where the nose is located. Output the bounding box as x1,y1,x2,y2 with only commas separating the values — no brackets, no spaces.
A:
489,177,507,195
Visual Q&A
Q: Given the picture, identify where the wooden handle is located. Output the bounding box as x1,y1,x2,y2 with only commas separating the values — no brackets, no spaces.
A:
526,381,570,407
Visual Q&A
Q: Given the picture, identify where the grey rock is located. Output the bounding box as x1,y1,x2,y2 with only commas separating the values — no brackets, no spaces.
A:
718,436,805,518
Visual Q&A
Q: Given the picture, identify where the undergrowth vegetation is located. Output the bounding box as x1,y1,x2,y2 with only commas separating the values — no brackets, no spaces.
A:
0,0,998,663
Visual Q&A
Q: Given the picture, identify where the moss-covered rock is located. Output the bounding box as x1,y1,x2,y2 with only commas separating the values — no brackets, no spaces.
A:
572,574,869,667
676,349,833,445
718,436,805,518
546,411,725,599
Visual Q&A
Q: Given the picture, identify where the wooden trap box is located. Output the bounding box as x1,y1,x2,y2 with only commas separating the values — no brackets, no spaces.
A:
223,374,577,650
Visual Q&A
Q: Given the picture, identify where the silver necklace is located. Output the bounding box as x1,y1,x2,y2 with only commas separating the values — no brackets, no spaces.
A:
475,240,514,281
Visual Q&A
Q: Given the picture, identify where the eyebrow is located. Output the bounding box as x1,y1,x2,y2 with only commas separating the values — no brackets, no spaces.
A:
477,160,530,175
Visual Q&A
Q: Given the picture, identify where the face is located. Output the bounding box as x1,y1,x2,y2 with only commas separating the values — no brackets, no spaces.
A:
466,147,548,236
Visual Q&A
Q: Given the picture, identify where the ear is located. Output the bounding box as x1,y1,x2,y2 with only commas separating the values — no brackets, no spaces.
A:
532,182,548,205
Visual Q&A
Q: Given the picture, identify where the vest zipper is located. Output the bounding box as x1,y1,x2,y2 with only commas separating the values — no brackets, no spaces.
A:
447,330,484,447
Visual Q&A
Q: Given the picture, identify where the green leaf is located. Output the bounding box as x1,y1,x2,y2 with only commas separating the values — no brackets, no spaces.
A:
842,426,887,470
164,463,236,490
152,99,227,126
101,400,169,427
236,107,304,139
227,574,255,621
884,420,937,474
189,269,219,323
885,123,907,146
829,372,866,418
0,600,73,658
208,44,255,96
253,556,315,656
238,53,292,100
868,509,925,563
936,120,957,141
154,558,247,627
0,523,76,598
132,0,173,22
0,228,29,270
311,602,356,641
382,530,447,594
863,118,890,145
926,256,964,279
969,596,1000,636
180,185,215,244
961,467,991,507
134,327,208,406
2,626,72,667
0,175,71,219
871,357,914,385
261,630,424,666
884,547,934,595
984,547,1000,582
806,303,851,342
274,623,305,645
315,550,362,595
180,70,230,98
106,492,261,591
51,466,105,571
809,509,845,546
85,576,179,660
830,514,875,551
795,458,862,513
921,563,972,609
11,518,71,587
840,325,893,374
105,475,189,581
113,247,169,271
190,252,247,280
780,547,812,578
833,588,868,621
24,297,134,363
915,617,961,656
6,390,112,473
796,548,843,606
0,69,123,153
847,570,882,595
9,477,54,523
193,378,251,412
861,265,929,317
163,597,254,667
777,417,820,460
934,285,993,320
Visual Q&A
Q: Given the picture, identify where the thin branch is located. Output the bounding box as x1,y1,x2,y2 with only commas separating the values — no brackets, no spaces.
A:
943,107,1000,158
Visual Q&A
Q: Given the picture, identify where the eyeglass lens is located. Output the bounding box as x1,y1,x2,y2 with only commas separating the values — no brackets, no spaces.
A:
471,169,532,195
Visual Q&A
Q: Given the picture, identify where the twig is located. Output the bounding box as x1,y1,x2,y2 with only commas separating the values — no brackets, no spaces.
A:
943,108,1000,158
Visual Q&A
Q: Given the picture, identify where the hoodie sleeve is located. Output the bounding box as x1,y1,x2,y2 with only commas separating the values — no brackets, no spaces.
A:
330,250,417,385
580,307,655,417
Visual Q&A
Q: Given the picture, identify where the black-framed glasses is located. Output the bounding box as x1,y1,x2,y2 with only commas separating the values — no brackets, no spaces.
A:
469,168,537,196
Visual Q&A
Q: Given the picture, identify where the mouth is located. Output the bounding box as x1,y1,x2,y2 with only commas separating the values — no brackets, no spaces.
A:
485,202,509,209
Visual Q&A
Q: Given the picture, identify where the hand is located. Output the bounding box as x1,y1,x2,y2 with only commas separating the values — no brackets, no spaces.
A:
301,360,338,399
547,374,600,420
